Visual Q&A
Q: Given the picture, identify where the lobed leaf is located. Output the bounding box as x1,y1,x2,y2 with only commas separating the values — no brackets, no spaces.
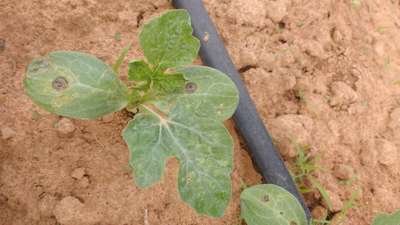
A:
240,184,308,225
122,66,239,217
139,10,200,69
372,210,400,225
24,51,128,119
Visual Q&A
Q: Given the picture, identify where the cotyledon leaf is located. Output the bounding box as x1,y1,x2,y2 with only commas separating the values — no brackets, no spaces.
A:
24,51,128,119
122,66,239,217
240,184,308,225
139,9,200,69
155,65,239,121
372,209,400,225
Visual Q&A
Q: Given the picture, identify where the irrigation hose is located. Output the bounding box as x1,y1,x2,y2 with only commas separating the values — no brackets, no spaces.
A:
172,0,312,222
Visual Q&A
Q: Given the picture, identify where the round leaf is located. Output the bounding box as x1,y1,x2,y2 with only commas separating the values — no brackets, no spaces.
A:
24,51,128,119
139,10,200,69
157,66,239,121
373,210,400,225
240,184,308,225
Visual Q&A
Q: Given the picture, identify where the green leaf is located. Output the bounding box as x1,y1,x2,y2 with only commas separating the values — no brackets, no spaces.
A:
123,106,232,217
24,51,128,119
240,184,308,225
139,10,200,69
122,66,239,217
157,66,239,121
128,61,185,95
373,210,400,225
113,43,132,74
308,177,333,211
152,72,185,95
128,60,153,81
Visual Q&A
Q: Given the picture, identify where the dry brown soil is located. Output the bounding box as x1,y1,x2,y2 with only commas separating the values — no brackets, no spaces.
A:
1,0,400,224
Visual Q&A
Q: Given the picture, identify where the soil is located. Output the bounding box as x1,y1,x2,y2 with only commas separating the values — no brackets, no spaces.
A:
0,0,399,225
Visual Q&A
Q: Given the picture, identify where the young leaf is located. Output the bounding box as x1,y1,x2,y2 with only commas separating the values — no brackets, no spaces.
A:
113,43,132,74
128,60,153,81
24,51,128,119
152,72,185,95
139,10,200,69
122,65,239,217
372,210,400,225
240,184,308,225
128,60,185,95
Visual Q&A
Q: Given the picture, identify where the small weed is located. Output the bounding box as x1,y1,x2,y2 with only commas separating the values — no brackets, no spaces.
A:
114,32,122,41
351,0,362,8
384,57,391,70
289,143,333,210
294,89,307,104
289,142,361,225
296,21,305,28
332,189,360,224
376,26,386,34
239,177,249,191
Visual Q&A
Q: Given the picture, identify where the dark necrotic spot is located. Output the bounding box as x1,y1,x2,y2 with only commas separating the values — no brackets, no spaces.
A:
52,77,68,91
29,59,49,73
262,194,270,202
290,221,297,225
185,82,197,93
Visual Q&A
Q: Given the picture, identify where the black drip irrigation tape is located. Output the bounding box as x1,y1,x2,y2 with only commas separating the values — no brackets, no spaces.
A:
172,0,312,222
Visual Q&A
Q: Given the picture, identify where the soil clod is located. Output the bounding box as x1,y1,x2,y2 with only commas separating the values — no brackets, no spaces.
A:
55,118,76,138
1,127,16,140
0,39,5,52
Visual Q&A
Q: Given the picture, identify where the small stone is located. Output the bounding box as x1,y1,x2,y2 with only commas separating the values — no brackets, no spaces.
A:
228,0,267,26
239,48,258,68
268,114,314,158
38,194,57,217
101,113,114,123
1,127,16,140
266,1,288,23
71,167,86,180
376,139,398,166
78,177,90,188
329,82,358,107
333,164,354,180
311,205,328,221
55,118,76,138
53,196,85,224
